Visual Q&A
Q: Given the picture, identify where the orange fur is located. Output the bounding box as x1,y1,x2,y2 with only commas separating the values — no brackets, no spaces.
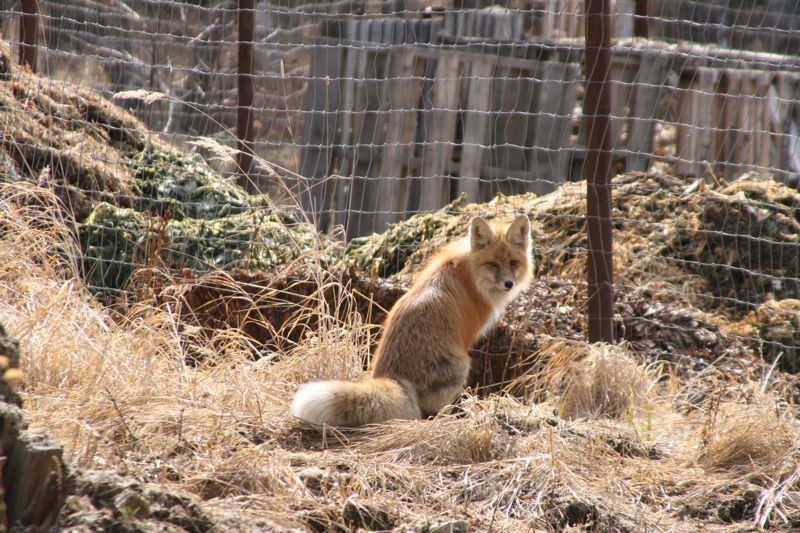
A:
291,215,532,426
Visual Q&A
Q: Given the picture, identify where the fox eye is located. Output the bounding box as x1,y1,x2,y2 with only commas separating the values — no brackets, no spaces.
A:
487,262,499,269
510,260,520,268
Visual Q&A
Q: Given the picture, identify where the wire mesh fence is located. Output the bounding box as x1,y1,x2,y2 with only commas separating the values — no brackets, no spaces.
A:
1,0,800,370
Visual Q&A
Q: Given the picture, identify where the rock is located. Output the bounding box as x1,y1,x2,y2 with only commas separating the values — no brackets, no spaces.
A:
61,470,217,532
561,500,598,528
342,499,394,531
113,489,151,519
297,467,329,493
74,470,140,508
0,401,22,458
0,322,22,407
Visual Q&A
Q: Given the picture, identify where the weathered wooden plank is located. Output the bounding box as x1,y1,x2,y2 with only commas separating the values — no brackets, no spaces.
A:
419,51,462,211
479,60,577,195
771,74,800,177
626,52,670,171
373,49,424,230
405,44,440,213
609,57,638,151
543,0,584,40
333,19,363,229
674,67,721,177
458,57,496,202
343,21,387,237
614,0,635,39
719,70,773,179
528,60,580,193
316,31,800,72
298,42,343,229
443,7,523,42
489,66,537,196
346,47,391,237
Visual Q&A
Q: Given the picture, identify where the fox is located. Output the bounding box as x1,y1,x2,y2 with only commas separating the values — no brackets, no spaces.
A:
291,215,532,427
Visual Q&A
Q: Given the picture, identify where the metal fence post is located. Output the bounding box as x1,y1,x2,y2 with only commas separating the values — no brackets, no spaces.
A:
583,0,615,343
237,0,256,193
634,0,648,38
19,0,39,72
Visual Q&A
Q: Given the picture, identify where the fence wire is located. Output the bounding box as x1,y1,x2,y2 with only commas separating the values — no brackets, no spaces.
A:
1,0,800,370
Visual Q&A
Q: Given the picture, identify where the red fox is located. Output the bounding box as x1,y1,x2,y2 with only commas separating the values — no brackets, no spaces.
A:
291,215,532,426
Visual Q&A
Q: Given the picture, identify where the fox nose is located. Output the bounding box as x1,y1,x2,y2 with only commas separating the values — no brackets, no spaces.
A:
504,280,514,290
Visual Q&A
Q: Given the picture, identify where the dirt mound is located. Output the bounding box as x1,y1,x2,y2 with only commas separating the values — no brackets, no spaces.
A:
149,267,405,362
0,41,333,299
344,172,800,317
339,170,800,375
0,42,147,219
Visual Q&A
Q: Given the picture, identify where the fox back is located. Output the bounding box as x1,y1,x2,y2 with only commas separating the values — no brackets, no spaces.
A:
291,215,532,426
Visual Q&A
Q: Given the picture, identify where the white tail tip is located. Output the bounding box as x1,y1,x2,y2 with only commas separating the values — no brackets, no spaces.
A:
291,382,337,425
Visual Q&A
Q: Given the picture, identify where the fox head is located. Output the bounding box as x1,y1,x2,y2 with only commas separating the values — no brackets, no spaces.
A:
468,215,532,301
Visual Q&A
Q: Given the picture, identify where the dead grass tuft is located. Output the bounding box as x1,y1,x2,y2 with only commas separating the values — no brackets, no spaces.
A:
529,337,655,421
355,396,513,465
699,390,798,478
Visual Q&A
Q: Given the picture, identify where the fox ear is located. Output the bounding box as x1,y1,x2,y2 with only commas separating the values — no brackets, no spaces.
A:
469,217,494,250
505,215,530,251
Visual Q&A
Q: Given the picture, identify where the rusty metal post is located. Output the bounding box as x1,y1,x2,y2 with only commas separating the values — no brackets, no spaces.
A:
18,0,39,72
237,0,257,193
583,0,615,343
634,0,648,38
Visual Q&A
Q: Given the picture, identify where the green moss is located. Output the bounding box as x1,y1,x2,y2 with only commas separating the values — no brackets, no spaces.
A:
78,202,334,295
127,148,266,221
342,194,470,278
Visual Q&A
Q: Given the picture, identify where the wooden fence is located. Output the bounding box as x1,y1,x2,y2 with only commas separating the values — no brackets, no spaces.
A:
299,8,800,237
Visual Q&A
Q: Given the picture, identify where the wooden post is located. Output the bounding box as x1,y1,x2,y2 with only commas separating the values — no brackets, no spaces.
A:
236,0,256,193
18,0,39,72
584,0,615,344
4,430,66,530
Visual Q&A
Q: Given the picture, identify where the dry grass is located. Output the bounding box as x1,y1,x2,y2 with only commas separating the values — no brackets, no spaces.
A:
699,390,797,477
2,182,800,531
551,340,655,421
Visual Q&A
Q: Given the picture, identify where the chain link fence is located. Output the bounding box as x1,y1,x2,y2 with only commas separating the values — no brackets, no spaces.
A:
2,0,800,369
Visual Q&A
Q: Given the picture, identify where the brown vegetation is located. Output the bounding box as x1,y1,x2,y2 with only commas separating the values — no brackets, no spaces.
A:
1,180,799,531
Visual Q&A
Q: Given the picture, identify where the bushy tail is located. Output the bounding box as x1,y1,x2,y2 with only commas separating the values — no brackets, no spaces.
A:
291,378,421,427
